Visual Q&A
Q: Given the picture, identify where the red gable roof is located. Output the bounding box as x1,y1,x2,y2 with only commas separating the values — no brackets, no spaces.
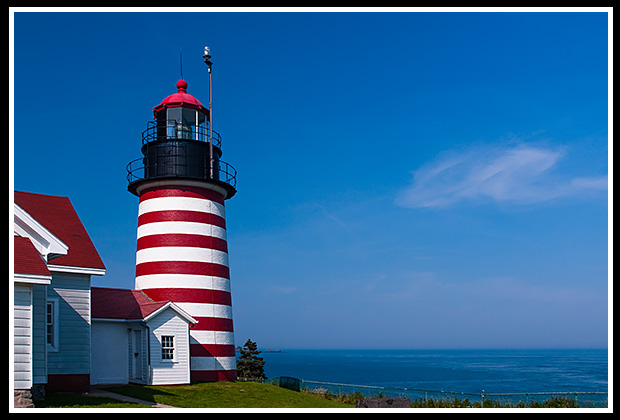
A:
14,236,52,277
91,287,167,320
14,191,105,271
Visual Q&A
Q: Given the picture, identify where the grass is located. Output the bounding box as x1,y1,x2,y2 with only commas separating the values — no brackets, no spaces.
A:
107,381,353,408
36,381,353,409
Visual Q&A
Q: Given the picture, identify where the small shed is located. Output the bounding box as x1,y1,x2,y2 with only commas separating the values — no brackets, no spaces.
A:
91,287,197,386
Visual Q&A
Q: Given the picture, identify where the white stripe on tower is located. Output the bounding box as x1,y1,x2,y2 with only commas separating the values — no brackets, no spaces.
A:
134,181,236,382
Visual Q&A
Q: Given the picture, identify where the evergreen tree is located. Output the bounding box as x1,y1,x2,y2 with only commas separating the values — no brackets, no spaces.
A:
236,339,266,379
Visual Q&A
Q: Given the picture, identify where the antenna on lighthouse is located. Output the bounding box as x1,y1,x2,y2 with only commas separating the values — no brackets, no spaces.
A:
203,45,214,179
180,48,183,80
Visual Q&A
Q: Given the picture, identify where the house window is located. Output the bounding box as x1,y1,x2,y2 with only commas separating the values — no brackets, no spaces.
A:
46,300,59,351
161,335,175,360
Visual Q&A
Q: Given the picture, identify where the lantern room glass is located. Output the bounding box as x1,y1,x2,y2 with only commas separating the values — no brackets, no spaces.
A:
163,107,207,142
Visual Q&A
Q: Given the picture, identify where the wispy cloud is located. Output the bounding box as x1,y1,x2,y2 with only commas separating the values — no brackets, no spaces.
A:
395,144,607,208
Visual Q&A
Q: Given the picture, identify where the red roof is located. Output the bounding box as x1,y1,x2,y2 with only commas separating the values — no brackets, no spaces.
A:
14,191,106,271
14,236,52,277
91,287,167,320
152,79,210,119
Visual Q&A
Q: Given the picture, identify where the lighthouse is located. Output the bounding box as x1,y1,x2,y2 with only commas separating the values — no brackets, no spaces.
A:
126,48,237,382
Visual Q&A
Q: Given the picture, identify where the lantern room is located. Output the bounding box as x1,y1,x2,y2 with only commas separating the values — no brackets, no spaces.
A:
152,79,210,142
126,79,236,199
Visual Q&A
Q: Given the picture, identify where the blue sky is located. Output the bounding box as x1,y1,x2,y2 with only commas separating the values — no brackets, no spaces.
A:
11,9,610,350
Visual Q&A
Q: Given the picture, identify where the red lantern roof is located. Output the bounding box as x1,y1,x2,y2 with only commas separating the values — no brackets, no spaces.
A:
152,79,210,119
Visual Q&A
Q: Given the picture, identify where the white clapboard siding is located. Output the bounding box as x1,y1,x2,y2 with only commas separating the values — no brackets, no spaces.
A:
14,284,33,390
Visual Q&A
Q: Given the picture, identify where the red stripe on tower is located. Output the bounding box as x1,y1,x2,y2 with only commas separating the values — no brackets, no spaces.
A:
137,234,228,253
138,210,226,229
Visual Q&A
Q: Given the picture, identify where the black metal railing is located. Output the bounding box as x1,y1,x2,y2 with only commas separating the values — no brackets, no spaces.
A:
126,154,237,189
217,160,238,188
141,119,222,149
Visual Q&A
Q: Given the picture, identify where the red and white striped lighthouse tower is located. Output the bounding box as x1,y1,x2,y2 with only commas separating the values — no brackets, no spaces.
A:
127,48,238,382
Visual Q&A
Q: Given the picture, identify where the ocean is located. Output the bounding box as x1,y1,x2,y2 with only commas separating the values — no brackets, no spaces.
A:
258,348,608,403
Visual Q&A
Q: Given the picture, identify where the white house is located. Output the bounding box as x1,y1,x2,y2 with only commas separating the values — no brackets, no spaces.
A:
13,191,106,395
91,287,197,386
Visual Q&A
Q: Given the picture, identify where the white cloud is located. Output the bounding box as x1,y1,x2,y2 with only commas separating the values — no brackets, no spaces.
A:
395,144,607,208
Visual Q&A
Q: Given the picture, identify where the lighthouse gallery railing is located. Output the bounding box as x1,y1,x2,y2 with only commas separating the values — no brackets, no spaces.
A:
126,156,237,188
126,120,236,188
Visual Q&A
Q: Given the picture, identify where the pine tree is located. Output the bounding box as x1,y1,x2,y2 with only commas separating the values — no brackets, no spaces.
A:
236,339,266,379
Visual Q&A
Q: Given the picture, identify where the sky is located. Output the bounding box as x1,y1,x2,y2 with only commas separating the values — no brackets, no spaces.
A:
10,9,611,350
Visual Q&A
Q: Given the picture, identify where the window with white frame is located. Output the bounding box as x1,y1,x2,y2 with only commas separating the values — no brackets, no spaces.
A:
46,299,59,351
161,335,175,360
